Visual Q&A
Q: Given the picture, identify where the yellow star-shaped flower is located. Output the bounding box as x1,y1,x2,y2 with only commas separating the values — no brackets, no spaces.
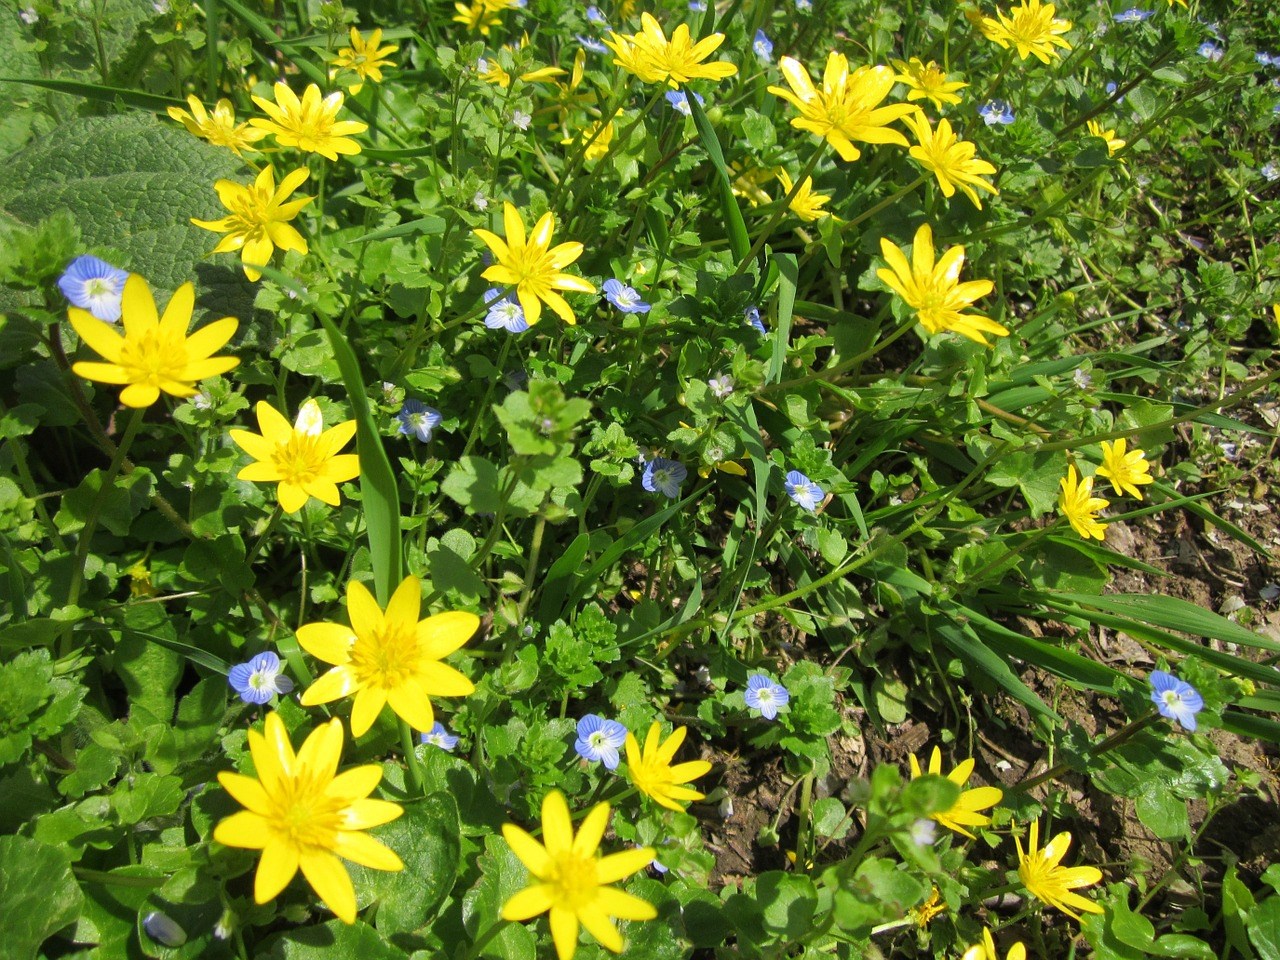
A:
69,274,239,408
502,791,657,960
473,202,597,326
296,576,478,737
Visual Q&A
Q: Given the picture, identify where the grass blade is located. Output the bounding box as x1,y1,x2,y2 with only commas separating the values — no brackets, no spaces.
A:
685,88,750,263
316,313,402,606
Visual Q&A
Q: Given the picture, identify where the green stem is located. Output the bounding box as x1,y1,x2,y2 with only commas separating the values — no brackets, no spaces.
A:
400,718,425,795
1011,713,1161,795
463,918,506,960
516,510,548,623
763,316,916,395
61,408,145,656
245,504,284,567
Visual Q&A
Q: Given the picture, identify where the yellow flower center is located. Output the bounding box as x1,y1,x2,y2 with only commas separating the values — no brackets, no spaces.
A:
547,852,599,911
268,767,343,851
350,621,421,690
118,328,188,387
506,242,558,290
271,433,327,486
1006,8,1056,44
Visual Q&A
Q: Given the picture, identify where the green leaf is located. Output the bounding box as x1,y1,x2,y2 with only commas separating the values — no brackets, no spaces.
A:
350,792,461,936
0,834,84,960
1134,784,1188,840
1249,898,1280,960
1048,592,1280,654
0,113,252,319
767,253,796,385
317,312,402,606
461,834,537,959
756,872,818,941
685,89,749,263
442,456,503,515
267,919,408,959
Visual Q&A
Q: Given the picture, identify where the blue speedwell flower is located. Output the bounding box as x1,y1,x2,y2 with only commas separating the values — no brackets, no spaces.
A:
1197,41,1223,61
1256,52,1275,67
744,674,790,720
397,399,442,442
228,652,294,705
484,287,530,332
745,305,766,334
574,714,627,770
577,35,608,53
979,99,1015,126
1149,670,1204,731
420,722,460,751
642,457,687,498
59,255,129,322
1113,8,1153,22
753,29,773,62
603,278,651,313
665,90,704,116
1262,162,1280,182
785,470,824,511
585,4,606,23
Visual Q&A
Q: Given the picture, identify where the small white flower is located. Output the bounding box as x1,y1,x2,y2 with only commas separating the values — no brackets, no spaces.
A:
1072,368,1093,390
708,374,734,398
718,795,734,819
909,819,938,847
192,389,214,411
472,190,489,211
511,109,532,131
19,6,38,23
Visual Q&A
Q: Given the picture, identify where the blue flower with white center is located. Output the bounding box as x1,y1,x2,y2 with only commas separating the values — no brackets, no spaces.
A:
688,0,706,10
978,99,1015,126
603,278,651,314
483,287,530,332
795,0,812,10
665,90,704,116
1256,52,1274,67
784,470,823,511
59,255,129,322
1113,8,1153,23
586,4,607,24
745,304,766,334
1104,81,1125,103
744,674,790,720
1263,162,1280,182
397,399,442,442
420,721,460,751
1149,670,1204,731
577,35,608,53
642,457,687,498
228,652,294,705
574,714,627,770
753,29,773,62
1197,41,1223,61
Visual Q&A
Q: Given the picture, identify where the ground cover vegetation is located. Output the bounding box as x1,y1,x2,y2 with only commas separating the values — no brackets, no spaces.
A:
0,0,1278,956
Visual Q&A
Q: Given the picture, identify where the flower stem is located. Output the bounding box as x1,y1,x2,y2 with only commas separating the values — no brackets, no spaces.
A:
462,917,506,960
400,718,426,796
245,504,284,568
1011,713,1161,795
61,407,145,656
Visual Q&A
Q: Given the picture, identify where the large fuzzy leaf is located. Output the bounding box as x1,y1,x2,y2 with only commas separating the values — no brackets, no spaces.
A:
0,112,254,320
